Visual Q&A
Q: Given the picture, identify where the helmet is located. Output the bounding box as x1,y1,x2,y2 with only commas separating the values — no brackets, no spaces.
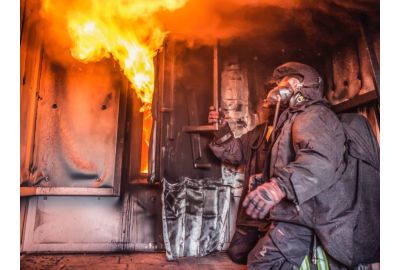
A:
272,62,324,100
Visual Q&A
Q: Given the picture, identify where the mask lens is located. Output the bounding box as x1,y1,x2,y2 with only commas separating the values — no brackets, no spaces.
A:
265,78,294,105
265,85,293,105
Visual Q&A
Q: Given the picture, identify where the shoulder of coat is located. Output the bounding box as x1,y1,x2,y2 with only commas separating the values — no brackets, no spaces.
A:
296,104,343,134
301,103,336,118
293,104,333,124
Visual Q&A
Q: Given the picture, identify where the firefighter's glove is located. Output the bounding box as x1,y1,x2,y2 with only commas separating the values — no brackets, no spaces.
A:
243,178,285,219
248,173,266,192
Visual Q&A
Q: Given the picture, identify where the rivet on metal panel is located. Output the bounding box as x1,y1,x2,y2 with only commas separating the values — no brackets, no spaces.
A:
101,92,113,111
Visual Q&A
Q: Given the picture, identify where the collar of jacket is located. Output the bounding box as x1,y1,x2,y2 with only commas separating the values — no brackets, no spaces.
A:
288,98,331,113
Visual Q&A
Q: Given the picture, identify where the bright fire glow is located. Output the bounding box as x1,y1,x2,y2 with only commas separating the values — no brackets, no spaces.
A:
140,110,153,174
41,0,187,173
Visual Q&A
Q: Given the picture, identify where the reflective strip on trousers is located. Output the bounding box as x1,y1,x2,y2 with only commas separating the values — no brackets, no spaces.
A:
299,255,311,270
299,246,329,270
316,246,330,270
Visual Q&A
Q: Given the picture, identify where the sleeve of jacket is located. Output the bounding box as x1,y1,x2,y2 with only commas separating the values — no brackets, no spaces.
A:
274,107,346,204
209,123,263,166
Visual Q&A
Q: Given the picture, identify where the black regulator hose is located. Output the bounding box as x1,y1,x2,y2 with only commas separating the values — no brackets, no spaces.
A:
250,120,269,151
253,97,283,180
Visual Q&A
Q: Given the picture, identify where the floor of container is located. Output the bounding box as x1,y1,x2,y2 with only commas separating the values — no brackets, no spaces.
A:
20,251,247,270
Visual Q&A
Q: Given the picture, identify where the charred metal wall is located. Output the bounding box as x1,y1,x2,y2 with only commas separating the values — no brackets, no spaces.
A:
22,185,163,253
23,58,125,190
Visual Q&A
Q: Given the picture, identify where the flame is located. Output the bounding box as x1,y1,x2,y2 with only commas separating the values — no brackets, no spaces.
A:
41,0,187,174
41,0,186,106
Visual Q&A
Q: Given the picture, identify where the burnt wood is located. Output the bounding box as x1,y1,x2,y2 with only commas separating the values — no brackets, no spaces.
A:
332,90,378,113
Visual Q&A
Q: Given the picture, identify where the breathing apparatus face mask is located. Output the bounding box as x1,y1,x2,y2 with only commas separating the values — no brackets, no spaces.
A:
264,76,306,108
265,80,294,106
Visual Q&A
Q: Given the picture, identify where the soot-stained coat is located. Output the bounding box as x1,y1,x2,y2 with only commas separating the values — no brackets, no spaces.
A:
210,98,371,267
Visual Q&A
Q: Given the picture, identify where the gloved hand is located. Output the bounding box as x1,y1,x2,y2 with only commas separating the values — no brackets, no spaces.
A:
208,106,230,125
243,178,285,219
248,173,266,192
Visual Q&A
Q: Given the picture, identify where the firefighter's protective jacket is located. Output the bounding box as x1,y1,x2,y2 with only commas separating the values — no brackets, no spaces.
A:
209,98,377,267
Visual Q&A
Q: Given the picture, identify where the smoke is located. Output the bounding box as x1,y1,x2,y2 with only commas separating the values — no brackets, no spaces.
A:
35,0,379,63
156,0,302,45
157,0,379,46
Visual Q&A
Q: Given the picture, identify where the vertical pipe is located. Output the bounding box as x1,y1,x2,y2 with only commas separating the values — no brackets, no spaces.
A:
167,41,176,140
213,41,219,130
158,42,166,181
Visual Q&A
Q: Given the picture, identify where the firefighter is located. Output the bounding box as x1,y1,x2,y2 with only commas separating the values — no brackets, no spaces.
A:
209,62,363,269
208,96,271,265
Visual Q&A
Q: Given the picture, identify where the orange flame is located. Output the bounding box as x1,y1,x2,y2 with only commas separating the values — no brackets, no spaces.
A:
41,0,186,174
41,0,186,106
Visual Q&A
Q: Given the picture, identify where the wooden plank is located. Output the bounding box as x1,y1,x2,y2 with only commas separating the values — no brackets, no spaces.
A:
359,16,380,97
332,90,378,113
21,253,247,270
20,187,116,197
57,255,120,265
182,125,218,133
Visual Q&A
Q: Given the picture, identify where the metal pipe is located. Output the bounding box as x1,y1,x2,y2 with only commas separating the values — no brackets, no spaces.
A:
213,41,219,130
